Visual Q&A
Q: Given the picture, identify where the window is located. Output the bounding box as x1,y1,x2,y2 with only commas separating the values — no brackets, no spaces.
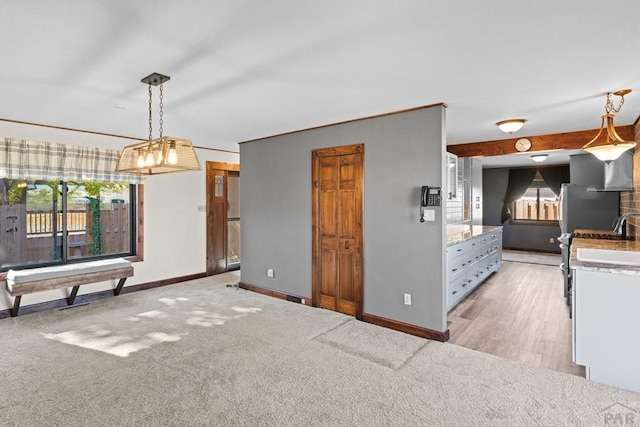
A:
512,173,559,223
0,179,137,271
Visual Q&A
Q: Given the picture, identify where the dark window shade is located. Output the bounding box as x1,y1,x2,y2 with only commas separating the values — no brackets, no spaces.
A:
502,168,537,223
539,165,570,196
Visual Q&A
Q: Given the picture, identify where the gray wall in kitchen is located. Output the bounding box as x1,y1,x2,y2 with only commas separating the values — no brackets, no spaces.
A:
239,105,447,333
483,168,561,252
570,154,604,187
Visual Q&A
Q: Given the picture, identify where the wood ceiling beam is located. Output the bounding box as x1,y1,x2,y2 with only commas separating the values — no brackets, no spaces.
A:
446,125,635,157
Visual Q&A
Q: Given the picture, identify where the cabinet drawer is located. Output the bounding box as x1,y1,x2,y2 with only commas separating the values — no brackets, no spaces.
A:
447,244,466,259
448,273,466,309
465,264,479,286
448,256,467,277
477,256,490,277
447,239,475,259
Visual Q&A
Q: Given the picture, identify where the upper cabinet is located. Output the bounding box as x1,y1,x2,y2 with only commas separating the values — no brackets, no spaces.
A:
470,158,483,225
447,155,483,225
445,152,458,200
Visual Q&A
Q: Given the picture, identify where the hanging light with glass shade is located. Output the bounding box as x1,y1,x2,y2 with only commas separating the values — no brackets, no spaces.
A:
115,73,201,175
582,89,637,162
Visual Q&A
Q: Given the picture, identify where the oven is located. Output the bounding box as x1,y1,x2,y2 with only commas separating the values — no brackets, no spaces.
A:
558,229,623,318
557,232,573,316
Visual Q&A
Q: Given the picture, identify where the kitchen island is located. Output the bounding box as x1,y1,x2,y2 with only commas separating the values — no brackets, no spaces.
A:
570,237,640,392
446,225,503,310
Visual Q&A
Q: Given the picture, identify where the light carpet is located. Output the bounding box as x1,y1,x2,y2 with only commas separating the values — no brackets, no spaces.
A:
0,271,638,426
313,318,428,369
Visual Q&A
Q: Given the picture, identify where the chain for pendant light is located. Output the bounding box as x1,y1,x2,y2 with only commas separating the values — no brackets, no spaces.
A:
159,83,164,138
148,84,153,140
147,81,165,139
604,89,630,114
605,92,624,114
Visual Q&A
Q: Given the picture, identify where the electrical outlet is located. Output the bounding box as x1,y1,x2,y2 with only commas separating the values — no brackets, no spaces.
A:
267,268,275,278
549,238,555,243
301,298,306,305
404,293,412,305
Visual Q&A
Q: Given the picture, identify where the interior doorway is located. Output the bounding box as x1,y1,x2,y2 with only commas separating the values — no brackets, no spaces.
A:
206,161,240,275
311,144,364,319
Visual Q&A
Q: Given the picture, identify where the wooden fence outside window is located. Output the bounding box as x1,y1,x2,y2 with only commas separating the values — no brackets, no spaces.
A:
513,200,559,221
0,204,130,266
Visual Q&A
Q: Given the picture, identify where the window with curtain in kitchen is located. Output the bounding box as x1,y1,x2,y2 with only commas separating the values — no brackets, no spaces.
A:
511,169,562,223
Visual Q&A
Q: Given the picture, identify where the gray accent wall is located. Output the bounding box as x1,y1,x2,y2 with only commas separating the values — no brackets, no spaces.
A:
239,106,447,333
570,153,604,187
483,168,561,252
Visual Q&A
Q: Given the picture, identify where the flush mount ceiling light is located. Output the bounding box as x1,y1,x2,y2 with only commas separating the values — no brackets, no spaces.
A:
530,154,548,162
115,73,201,175
496,119,526,134
582,89,637,162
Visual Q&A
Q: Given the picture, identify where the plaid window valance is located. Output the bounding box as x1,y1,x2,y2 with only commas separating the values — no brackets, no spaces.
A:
0,138,143,184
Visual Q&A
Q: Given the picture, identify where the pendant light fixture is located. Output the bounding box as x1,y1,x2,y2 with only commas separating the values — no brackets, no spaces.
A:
115,73,201,175
582,89,636,162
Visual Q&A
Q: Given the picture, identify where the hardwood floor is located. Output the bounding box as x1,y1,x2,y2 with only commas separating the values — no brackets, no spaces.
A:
447,260,586,377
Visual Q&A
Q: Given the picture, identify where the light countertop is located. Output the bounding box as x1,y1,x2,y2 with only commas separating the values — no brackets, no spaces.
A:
571,237,640,276
446,225,502,246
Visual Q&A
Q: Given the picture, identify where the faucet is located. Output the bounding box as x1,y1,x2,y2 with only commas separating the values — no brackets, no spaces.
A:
613,212,640,240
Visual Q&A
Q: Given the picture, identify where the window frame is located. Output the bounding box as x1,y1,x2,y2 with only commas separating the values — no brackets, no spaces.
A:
0,182,143,273
510,180,559,226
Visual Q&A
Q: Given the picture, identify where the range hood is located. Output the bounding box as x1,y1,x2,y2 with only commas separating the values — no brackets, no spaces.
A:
587,150,635,192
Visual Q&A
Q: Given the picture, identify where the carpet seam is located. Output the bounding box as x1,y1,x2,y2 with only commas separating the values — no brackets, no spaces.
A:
308,318,353,341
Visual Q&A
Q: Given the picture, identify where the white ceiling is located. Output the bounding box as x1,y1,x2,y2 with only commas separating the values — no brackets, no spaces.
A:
2,1,639,167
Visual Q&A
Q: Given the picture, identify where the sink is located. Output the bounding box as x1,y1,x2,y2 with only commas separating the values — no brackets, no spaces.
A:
577,248,640,266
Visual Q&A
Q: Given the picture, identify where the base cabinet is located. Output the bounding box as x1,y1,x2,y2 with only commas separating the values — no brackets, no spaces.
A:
446,228,502,311
572,268,640,392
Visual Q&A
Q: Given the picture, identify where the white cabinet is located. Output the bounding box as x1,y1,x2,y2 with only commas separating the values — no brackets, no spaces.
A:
445,152,458,200
471,158,483,225
572,268,640,392
446,228,503,311
458,157,483,225
461,158,483,224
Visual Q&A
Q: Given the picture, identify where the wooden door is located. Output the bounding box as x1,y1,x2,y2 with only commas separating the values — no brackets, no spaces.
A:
312,144,363,319
206,162,240,275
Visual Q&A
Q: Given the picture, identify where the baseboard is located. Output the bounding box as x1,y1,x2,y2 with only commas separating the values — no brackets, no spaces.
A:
119,272,208,295
503,247,561,255
238,282,312,306
362,313,450,342
239,281,449,342
0,272,208,319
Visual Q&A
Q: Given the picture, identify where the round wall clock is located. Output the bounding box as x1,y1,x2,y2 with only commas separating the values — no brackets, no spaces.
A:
515,138,532,152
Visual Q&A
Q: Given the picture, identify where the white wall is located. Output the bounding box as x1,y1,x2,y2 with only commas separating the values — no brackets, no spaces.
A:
0,121,238,311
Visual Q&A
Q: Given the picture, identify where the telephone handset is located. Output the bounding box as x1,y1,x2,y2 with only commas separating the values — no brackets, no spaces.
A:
420,186,441,223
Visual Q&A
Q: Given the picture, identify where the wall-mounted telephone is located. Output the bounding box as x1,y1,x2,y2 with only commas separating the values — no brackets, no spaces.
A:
421,186,441,207
420,186,441,223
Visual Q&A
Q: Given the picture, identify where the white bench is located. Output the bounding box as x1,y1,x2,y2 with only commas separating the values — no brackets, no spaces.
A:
5,258,134,317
